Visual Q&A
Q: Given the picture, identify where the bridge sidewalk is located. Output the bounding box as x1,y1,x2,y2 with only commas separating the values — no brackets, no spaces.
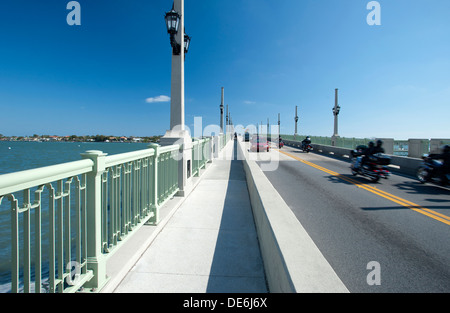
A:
105,139,267,293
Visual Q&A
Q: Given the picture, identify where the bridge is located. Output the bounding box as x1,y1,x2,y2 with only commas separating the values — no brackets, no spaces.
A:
1,0,449,295
0,132,449,294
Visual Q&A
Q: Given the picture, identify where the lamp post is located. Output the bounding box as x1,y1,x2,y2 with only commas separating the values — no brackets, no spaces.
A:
161,0,192,197
164,0,191,131
294,106,299,140
220,87,224,133
331,88,341,146
226,105,229,134
278,113,281,148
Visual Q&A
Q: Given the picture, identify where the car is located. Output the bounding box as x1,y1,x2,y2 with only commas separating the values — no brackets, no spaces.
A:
244,132,250,142
250,136,270,152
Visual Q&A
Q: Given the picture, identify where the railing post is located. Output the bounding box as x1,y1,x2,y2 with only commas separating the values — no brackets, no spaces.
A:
214,136,220,158
408,139,429,158
148,144,160,225
376,138,394,155
207,137,213,163
159,132,192,197
80,150,109,291
192,138,199,177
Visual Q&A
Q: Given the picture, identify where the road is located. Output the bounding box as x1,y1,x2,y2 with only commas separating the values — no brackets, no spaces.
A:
254,143,450,292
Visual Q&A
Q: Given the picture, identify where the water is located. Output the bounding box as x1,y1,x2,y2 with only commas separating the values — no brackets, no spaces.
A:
0,141,150,175
0,141,150,292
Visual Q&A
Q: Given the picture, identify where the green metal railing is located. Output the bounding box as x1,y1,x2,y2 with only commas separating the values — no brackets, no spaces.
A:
0,136,224,293
0,159,95,293
192,138,212,177
99,144,180,255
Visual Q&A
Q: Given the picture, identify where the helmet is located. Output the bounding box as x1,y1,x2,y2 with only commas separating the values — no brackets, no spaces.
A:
376,140,383,146
443,145,450,153
368,141,374,148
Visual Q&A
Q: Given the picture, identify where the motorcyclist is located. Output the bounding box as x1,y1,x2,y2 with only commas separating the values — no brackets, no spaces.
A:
301,136,311,150
429,145,450,185
353,141,382,170
373,140,385,154
278,135,283,148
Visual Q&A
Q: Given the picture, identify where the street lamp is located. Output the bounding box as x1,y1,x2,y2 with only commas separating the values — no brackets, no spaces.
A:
184,33,191,54
278,113,281,148
164,7,180,34
332,88,341,146
165,6,191,56
161,0,193,197
164,7,181,55
220,87,224,132
332,104,341,116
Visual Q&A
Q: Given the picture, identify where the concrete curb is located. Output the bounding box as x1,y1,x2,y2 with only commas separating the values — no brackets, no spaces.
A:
237,140,349,293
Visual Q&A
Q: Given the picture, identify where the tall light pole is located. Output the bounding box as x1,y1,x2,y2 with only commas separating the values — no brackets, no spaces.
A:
278,113,281,135
220,87,224,133
226,105,229,134
161,0,192,197
332,88,341,146
164,0,190,131
294,105,299,140
278,113,281,147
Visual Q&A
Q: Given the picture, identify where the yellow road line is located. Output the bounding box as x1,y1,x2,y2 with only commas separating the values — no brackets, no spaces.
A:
279,149,450,226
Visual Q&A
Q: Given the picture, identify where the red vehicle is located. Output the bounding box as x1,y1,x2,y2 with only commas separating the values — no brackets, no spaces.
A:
251,136,270,152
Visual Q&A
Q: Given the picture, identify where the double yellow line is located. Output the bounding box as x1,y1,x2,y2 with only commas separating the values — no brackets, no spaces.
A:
279,150,450,226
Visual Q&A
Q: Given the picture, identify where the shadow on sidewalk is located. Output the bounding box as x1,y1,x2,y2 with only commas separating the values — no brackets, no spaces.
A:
206,140,268,292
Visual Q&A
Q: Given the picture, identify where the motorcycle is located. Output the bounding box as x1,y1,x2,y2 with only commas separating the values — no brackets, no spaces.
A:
416,154,450,186
302,143,312,153
350,153,391,182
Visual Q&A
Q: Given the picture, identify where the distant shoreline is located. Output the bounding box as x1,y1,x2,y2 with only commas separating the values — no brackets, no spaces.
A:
0,135,162,144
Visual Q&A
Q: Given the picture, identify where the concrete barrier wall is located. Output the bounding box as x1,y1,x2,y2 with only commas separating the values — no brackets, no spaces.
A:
237,140,349,293
283,139,423,177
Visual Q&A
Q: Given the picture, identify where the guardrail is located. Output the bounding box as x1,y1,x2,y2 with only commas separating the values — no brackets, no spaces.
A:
192,138,212,177
0,135,227,293
281,135,450,157
0,159,95,293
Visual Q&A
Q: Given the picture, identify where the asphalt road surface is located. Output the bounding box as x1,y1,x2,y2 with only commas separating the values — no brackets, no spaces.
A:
254,143,450,292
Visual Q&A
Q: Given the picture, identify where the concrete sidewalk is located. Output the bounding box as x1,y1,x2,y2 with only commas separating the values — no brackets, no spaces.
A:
112,140,267,293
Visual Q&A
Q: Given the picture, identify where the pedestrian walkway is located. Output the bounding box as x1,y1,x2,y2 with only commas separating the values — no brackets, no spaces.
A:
112,140,267,293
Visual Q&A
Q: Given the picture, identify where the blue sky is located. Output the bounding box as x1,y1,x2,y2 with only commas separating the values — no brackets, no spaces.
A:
0,0,449,140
